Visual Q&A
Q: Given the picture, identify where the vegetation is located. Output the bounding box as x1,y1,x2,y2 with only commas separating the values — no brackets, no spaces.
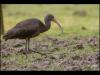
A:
1,4,99,71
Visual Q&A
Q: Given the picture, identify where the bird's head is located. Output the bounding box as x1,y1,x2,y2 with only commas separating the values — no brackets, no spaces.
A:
46,14,64,34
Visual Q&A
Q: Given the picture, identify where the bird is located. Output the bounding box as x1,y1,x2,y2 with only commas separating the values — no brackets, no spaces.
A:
3,14,63,58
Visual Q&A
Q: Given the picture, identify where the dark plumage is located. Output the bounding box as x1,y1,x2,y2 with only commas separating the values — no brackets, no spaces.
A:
3,14,63,58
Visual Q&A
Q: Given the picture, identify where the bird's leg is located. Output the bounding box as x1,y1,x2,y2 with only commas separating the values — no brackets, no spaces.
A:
25,38,28,59
36,41,38,51
27,38,30,52
24,38,29,67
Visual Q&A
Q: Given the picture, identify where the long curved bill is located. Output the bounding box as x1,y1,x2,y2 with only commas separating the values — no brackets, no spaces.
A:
53,18,64,34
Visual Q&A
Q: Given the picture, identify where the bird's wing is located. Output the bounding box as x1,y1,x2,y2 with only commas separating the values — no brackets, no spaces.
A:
14,19,40,30
13,19,40,36
4,19,41,39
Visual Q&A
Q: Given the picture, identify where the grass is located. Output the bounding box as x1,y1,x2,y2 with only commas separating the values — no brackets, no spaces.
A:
1,4,99,71
3,4,99,37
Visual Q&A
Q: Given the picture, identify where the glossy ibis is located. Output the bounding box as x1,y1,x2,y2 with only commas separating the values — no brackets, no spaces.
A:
3,14,63,58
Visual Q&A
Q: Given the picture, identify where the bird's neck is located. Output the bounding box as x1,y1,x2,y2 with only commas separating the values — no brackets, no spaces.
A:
44,19,51,31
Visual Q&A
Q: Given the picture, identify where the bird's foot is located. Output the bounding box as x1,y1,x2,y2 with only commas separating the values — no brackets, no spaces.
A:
26,49,33,54
18,48,33,54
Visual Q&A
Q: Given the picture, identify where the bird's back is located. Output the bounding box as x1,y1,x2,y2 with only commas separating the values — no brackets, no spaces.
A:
3,18,45,40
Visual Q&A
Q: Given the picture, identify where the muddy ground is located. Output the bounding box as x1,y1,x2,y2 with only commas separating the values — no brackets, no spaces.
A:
0,36,100,71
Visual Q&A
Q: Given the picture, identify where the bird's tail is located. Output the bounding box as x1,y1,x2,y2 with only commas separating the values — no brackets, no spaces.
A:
3,34,8,41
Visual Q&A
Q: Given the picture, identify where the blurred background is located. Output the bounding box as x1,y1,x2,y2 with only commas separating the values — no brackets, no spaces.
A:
2,4,99,37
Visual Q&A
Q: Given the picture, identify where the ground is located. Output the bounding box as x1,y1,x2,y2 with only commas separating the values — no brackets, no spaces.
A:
0,4,99,71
